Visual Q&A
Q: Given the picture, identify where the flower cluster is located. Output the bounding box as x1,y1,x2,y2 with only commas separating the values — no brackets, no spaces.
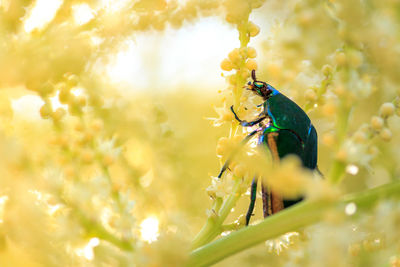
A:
0,0,400,266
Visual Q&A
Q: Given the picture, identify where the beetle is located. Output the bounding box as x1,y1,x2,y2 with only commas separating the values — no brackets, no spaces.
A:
218,70,319,225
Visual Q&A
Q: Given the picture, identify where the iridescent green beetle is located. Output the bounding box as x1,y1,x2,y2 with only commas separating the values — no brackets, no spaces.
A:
218,70,319,225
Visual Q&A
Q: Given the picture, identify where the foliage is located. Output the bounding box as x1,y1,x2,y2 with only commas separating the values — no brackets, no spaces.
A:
0,0,400,266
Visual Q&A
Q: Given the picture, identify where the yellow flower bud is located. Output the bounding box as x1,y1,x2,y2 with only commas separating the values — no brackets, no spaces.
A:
322,101,336,116
64,165,76,179
228,75,236,85
241,69,251,79
59,87,70,104
297,10,314,26
248,21,260,37
322,64,332,76
83,131,94,143
247,47,257,58
239,47,247,58
74,121,84,132
353,131,368,143
52,108,66,121
348,243,361,257
333,85,346,97
216,137,229,157
222,109,234,121
368,146,379,156
39,82,54,96
220,58,233,71
335,52,347,66
77,95,87,107
380,128,392,141
322,132,335,147
264,156,309,198
90,119,104,132
363,239,382,252
349,51,363,68
58,135,69,147
102,154,114,166
49,136,58,145
370,116,384,131
245,59,258,71
81,149,94,163
228,48,241,63
225,13,236,24
250,0,264,9
336,148,348,162
40,103,52,119
305,89,317,102
233,164,247,178
390,257,400,267
66,73,79,87
379,102,395,118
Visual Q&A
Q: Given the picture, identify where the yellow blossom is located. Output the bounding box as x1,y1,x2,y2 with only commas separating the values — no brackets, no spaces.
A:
262,155,312,199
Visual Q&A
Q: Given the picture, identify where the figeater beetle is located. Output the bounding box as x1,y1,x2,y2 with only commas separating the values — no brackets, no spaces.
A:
218,70,318,225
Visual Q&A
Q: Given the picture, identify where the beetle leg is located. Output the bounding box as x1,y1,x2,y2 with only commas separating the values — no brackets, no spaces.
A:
245,176,258,225
217,128,261,178
261,132,284,216
230,106,267,127
261,184,272,217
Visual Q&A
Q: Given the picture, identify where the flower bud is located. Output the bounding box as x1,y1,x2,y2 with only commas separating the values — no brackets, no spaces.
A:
81,149,94,163
39,82,54,96
379,128,392,141
322,64,332,76
233,164,247,178
216,137,229,157
248,21,260,37
370,116,384,131
66,74,79,87
52,108,66,121
220,58,233,71
40,103,52,119
228,48,241,63
335,52,347,66
247,47,257,58
59,87,70,104
379,102,395,118
245,59,257,71
305,89,317,101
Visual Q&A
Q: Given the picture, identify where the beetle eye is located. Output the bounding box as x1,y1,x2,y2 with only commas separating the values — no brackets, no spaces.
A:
254,81,264,88
247,81,251,86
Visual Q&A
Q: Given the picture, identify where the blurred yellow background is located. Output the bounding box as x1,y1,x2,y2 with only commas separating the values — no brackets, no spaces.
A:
1,0,400,266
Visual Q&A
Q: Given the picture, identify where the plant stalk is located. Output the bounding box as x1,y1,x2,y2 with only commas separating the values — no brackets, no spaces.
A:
188,180,400,266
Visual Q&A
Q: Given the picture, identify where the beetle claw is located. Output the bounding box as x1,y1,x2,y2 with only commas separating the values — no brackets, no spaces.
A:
230,105,243,123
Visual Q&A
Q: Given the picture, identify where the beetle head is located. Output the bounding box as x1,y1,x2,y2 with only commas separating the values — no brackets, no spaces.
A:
246,70,273,100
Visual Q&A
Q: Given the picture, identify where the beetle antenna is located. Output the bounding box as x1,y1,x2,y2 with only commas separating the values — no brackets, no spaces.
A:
251,70,257,81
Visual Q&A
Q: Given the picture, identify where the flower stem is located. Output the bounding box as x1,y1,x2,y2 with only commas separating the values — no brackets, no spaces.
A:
329,104,351,184
191,179,243,249
187,180,400,266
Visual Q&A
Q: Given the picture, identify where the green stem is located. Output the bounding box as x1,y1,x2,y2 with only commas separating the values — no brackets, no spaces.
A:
191,179,243,249
329,104,350,184
71,203,134,251
329,160,346,184
187,180,400,266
